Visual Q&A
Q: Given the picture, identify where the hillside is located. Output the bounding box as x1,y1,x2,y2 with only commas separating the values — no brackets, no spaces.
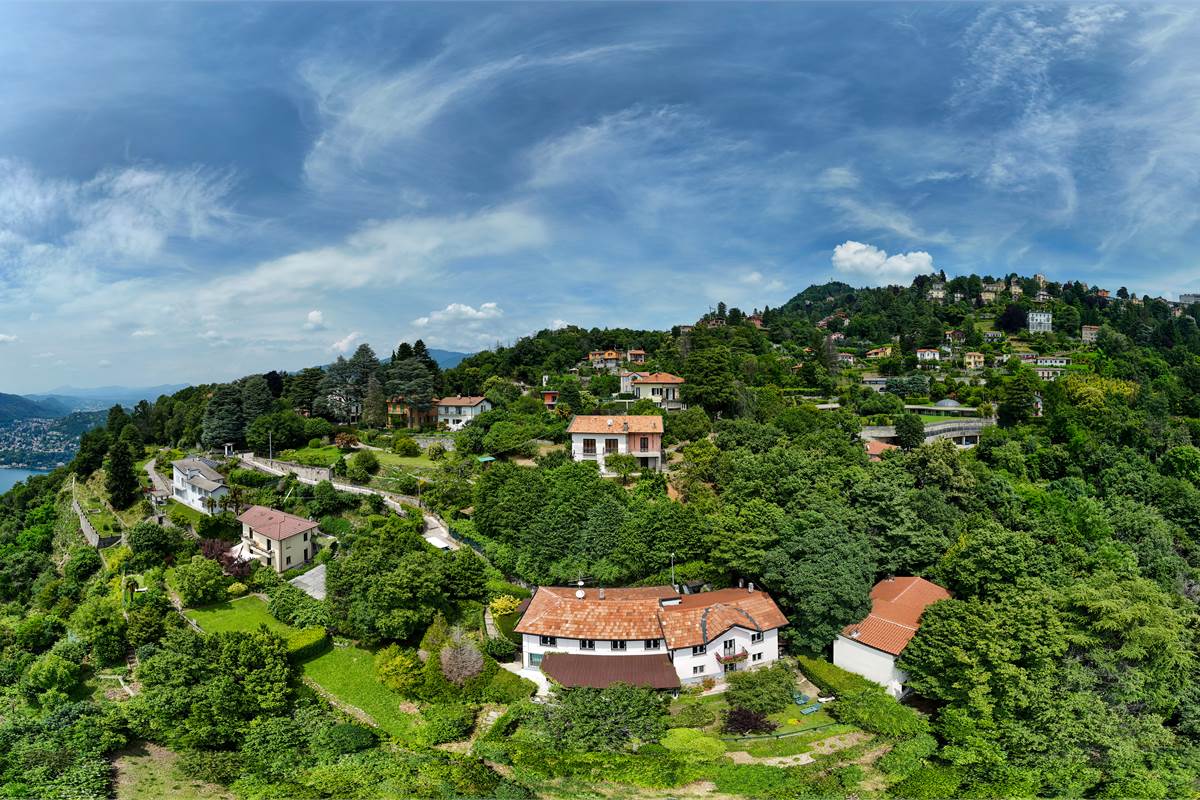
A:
0,392,68,423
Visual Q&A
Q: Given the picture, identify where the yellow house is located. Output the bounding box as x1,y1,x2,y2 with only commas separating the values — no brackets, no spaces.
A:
234,505,319,573
964,352,985,369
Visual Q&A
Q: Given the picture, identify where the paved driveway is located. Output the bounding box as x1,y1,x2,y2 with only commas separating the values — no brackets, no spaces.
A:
289,563,327,600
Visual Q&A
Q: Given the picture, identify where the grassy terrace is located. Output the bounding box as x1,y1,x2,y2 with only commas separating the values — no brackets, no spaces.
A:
277,445,344,468
301,645,423,741
184,595,295,636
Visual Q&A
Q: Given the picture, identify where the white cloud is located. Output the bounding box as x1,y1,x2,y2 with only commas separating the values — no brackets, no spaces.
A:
831,241,935,285
304,310,327,331
329,331,361,353
131,329,156,337
413,302,503,327
97,359,112,368
0,333,17,343
550,319,569,330
816,166,860,190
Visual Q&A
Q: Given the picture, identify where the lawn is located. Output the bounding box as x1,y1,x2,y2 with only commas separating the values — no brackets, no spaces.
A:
185,595,295,636
301,645,424,741
741,724,860,758
918,414,976,426
770,701,836,734
374,450,436,471
113,742,232,800
166,499,205,529
74,472,124,536
278,445,344,468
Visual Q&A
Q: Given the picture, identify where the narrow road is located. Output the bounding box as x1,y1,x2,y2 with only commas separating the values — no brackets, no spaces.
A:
144,457,171,494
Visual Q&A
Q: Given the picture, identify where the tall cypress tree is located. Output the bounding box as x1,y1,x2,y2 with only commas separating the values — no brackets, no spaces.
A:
105,439,139,510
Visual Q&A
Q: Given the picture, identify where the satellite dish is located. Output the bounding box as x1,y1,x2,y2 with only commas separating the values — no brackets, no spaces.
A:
575,589,586,600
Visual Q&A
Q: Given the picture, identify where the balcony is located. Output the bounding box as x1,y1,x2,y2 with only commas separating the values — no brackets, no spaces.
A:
715,648,749,664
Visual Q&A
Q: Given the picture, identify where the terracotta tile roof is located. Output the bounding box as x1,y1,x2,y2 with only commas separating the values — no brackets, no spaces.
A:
566,415,663,434
841,577,951,656
515,586,675,640
864,439,899,460
631,372,685,385
541,653,680,690
658,589,789,649
437,396,487,408
236,505,319,542
515,586,788,649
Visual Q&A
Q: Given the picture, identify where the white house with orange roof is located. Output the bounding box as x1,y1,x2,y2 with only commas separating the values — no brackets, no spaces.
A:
833,576,950,698
437,396,492,430
631,372,686,411
567,415,664,472
233,505,321,573
515,584,788,689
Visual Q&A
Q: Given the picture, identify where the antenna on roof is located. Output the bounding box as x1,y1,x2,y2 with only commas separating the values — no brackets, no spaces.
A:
598,587,605,600
575,589,585,600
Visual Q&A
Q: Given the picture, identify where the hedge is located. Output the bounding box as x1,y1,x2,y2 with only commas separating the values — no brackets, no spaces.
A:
286,627,330,663
796,655,928,738
878,733,938,778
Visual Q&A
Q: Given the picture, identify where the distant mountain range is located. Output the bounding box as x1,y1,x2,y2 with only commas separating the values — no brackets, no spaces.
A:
428,349,471,369
0,393,70,424
22,384,191,413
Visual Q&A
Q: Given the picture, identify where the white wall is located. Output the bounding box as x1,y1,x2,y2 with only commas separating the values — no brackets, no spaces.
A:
832,635,906,698
171,467,228,515
523,626,781,684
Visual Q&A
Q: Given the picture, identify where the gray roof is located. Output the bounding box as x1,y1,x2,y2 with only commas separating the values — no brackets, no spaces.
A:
172,457,226,488
934,398,962,407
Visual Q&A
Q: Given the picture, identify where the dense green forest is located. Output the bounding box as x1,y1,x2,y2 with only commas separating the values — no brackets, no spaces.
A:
4,274,1200,798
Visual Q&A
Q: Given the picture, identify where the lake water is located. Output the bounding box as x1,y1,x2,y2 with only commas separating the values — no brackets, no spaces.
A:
0,468,50,495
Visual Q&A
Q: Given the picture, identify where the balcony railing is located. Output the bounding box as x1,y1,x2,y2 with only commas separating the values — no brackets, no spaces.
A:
715,649,749,664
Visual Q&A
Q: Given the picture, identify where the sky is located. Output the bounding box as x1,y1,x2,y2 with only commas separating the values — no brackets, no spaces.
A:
1,3,1199,392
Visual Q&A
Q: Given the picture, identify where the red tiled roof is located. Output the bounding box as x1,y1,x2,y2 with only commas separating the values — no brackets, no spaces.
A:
236,505,319,541
515,586,788,649
437,396,487,407
632,372,684,385
658,589,789,649
864,439,899,459
841,577,951,656
567,415,663,434
541,653,680,690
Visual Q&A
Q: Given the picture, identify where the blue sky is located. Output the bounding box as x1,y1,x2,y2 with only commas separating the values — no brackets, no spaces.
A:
1,3,1199,392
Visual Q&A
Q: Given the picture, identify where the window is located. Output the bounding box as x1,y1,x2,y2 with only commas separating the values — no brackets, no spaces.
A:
652,387,663,396
691,644,706,656
580,639,595,650
610,640,626,651
751,631,764,643
644,638,661,650
266,540,273,551
605,438,619,454
639,436,649,451
692,665,705,675
303,549,308,560
286,556,292,566
752,653,763,662
582,438,596,455
723,662,738,674
723,640,736,654
529,653,543,667
539,636,557,647
303,531,308,541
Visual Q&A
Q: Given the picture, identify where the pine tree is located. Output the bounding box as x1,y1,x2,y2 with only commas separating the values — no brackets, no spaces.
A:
105,439,140,510
241,375,274,422
202,384,245,449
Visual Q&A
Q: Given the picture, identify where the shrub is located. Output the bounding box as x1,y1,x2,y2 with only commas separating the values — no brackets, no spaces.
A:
879,733,939,779
64,547,103,584
348,449,380,481
489,595,521,616
441,638,485,686
661,728,725,761
485,580,531,602
226,582,248,598
421,704,475,744
891,766,963,799
724,663,794,715
427,443,446,461
134,643,160,663
722,708,776,735
668,702,716,729
393,436,421,457
483,635,517,662
312,722,376,757
286,627,330,663
178,749,243,785
482,667,537,703
796,655,928,738
334,432,360,451
375,646,423,696
268,584,329,628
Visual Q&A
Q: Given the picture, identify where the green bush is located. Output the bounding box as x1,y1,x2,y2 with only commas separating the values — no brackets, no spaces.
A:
879,733,939,778
286,627,330,663
421,703,476,744
724,662,794,715
797,656,927,738
668,702,717,729
485,579,531,601
483,634,517,662
226,582,248,598
660,728,725,761
175,555,228,606
393,436,421,457
312,722,377,757
482,667,537,703
891,765,963,799
177,749,243,785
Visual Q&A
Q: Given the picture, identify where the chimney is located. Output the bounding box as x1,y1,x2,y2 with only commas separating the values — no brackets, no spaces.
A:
598,587,606,600
747,582,755,593
622,421,629,432
606,418,614,428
